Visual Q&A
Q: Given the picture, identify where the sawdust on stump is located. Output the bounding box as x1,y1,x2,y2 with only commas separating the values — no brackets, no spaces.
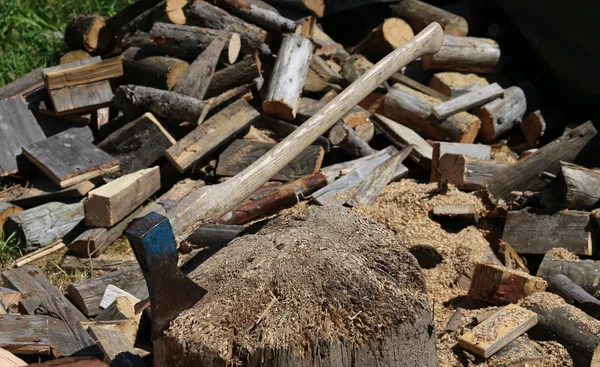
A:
546,247,579,261
160,206,436,366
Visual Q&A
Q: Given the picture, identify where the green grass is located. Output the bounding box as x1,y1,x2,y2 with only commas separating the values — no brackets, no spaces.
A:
0,231,22,266
0,0,135,86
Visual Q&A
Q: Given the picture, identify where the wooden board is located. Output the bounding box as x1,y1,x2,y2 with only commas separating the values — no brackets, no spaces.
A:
48,80,114,115
22,130,119,188
537,254,600,295
503,209,592,255
216,140,324,182
88,326,146,367
60,257,136,273
44,56,123,90
99,285,138,310
437,154,508,191
10,181,94,209
0,95,46,176
430,142,491,182
97,112,175,175
0,315,50,355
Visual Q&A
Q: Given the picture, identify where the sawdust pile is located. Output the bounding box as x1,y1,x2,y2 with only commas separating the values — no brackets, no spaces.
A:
546,247,579,261
166,206,431,363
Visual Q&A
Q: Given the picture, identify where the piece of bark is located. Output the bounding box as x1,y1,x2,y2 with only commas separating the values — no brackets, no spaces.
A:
265,0,324,17
520,110,546,148
487,122,596,201
0,347,27,366
297,97,368,128
390,0,468,36
431,142,491,182
432,204,479,225
468,263,547,305
88,326,146,367
422,35,501,74
65,15,108,52
488,336,543,367
3,202,83,251
390,72,449,101
537,255,600,295
548,273,600,319
458,304,537,358
97,113,176,175
186,1,270,55
96,296,140,322
214,0,296,33
44,56,123,90
429,72,489,98
262,115,331,151
328,122,377,158
263,34,312,121
346,147,412,207
437,154,507,191
382,84,481,143
0,315,50,355
560,162,600,210
122,47,189,90
0,288,22,308
0,95,46,177
84,167,160,227
432,83,503,120
67,265,148,317
165,99,259,173
216,140,324,181
0,203,22,228
354,18,414,61
10,181,94,209
205,54,261,98
524,292,600,366
14,242,66,268
503,209,592,256
499,240,529,273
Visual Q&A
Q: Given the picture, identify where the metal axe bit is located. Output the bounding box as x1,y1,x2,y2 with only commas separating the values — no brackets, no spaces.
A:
125,212,206,340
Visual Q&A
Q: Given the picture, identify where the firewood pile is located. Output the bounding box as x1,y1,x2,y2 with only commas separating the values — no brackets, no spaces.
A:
0,0,598,365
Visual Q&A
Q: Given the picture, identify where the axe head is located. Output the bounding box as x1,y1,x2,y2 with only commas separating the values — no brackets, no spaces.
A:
125,212,206,340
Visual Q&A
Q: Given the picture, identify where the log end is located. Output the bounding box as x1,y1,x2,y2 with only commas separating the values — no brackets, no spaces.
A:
383,17,415,48
166,60,191,91
443,17,469,37
262,100,296,121
65,15,107,52
304,0,325,17
228,33,242,64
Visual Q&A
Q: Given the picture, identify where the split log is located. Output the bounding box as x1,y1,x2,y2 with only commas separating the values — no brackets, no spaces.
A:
390,0,468,36
355,120,375,142
537,255,600,295
421,35,502,74
0,347,27,366
165,99,259,173
3,202,83,251
438,154,508,191
548,274,600,319
432,204,479,225
204,84,254,116
60,50,93,64
263,34,313,121
96,296,140,322
264,0,324,17
214,0,296,33
97,112,176,175
10,181,94,209
218,173,326,224
524,292,600,366
389,72,449,101
47,80,113,115
328,122,377,158
371,113,433,168
503,209,592,256
88,327,146,367
0,203,21,228
172,32,226,100
113,0,188,44
263,116,331,151
354,18,414,61
381,84,481,143
468,263,547,305
0,315,50,355
487,121,596,201
205,54,261,98
428,72,489,98
474,82,540,142
14,242,66,268
487,336,542,366
85,167,161,227
43,56,123,90
311,26,346,56
65,15,108,53
432,83,503,120
122,47,189,90
346,146,412,207
186,1,270,55
113,84,206,122
341,54,375,84
430,142,491,182
320,146,397,183
297,97,368,128
560,162,600,210
216,140,324,181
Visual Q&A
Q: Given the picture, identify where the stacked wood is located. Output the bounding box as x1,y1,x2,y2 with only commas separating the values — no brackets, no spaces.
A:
421,36,502,74
560,162,600,210
122,47,189,90
537,254,600,295
372,114,433,168
214,0,296,33
65,15,108,53
328,122,376,158
390,0,468,36
354,18,414,61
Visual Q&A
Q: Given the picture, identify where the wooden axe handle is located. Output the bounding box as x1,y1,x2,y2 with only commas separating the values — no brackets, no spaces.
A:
170,22,444,242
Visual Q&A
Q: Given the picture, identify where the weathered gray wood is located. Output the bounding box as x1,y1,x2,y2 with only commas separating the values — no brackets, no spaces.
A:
487,121,596,201
437,154,508,191
88,326,146,367
67,265,148,317
123,47,190,90
432,83,504,120
22,131,119,188
264,0,324,16
263,34,313,121
10,181,94,209
172,32,226,100
390,0,468,36
371,113,433,168
311,26,346,56
0,202,22,228
3,202,84,251
0,315,50,355
537,255,600,295
548,273,600,319
214,0,296,33
61,257,136,273
97,113,176,175
503,209,592,256
205,54,261,98
165,99,260,173
113,84,206,123
430,142,491,182
216,140,324,182
320,146,397,183
262,115,331,151
422,35,502,74
0,68,44,99
346,146,412,207
328,122,377,158
561,162,600,210
48,80,113,115
85,167,161,227
0,95,46,177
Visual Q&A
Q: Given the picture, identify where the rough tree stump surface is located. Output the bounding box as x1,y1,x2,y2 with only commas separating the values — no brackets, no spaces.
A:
157,206,437,366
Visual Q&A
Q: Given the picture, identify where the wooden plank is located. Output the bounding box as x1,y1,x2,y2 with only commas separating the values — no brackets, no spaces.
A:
0,68,44,99
100,286,138,310
22,131,119,188
561,161,600,210
44,56,124,90
165,99,260,173
320,146,401,183
0,315,50,355
487,121,596,201
430,142,491,182
48,80,113,115
0,95,46,176
0,347,27,366
84,167,160,227
389,72,449,101
15,242,67,268
432,83,503,119
216,140,324,182
458,304,537,358
88,327,146,367
11,181,94,209
437,154,508,191
97,113,175,175
503,209,592,255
